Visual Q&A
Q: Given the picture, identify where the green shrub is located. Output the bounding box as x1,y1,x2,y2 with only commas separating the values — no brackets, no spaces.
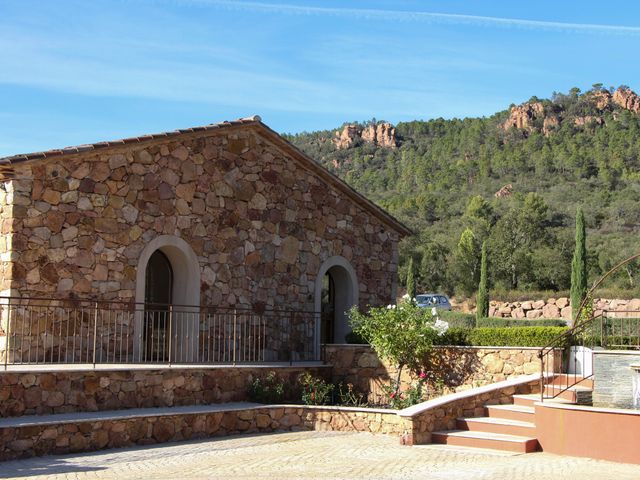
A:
336,383,366,407
433,327,472,346
467,327,569,347
438,312,567,329
248,371,285,404
433,326,569,348
477,317,567,328
439,311,476,328
298,373,334,405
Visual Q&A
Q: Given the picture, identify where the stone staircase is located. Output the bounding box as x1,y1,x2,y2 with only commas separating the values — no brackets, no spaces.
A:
432,374,593,453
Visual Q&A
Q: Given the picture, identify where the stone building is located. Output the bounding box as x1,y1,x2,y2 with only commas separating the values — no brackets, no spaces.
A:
0,116,410,363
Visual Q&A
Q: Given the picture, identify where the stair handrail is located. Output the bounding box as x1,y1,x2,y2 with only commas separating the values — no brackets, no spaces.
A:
538,252,640,402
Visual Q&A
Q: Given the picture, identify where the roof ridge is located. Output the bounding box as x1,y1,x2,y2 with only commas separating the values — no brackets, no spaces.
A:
0,115,263,164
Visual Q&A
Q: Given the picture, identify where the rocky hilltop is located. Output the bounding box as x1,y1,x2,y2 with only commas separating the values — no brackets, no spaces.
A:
333,122,397,149
501,86,640,137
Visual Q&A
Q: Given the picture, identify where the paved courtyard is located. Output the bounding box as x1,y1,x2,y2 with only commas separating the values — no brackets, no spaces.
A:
1,431,638,480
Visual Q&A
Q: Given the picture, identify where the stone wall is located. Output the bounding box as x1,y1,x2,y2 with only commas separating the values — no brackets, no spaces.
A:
0,375,540,460
0,365,330,418
2,125,400,310
0,375,540,461
0,403,407,461
592,350,640,408
488,298,640,320
324,345,557,404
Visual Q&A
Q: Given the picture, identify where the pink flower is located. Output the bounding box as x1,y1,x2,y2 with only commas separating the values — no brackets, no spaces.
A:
419,371,427,379
389,392,396,399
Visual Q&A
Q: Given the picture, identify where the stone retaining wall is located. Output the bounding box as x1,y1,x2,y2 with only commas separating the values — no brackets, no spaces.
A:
324,345,557,404
0,404,407,461
488,298,640,320
0,375,540,460
0,366,329,418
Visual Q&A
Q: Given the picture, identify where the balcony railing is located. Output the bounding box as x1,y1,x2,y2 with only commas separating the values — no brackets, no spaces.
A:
0,297,320,368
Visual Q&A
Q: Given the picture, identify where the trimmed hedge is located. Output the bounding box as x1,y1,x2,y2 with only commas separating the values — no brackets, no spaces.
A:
438,311,568,329
435,326,569,348
477,317,567,328
439,311,475,328
347,323,570,348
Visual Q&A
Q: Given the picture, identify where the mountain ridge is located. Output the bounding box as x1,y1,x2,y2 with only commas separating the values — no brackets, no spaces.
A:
286,85,640,296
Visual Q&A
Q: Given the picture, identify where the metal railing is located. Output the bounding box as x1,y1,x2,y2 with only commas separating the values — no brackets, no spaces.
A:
538,252,640,402
538,312,601,402
0,297,320,368
598,310,640,349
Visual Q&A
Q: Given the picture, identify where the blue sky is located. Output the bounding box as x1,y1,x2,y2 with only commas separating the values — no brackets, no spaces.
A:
1,0,639,156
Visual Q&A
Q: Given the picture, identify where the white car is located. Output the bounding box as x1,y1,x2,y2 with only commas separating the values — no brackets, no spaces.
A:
416,294,452,311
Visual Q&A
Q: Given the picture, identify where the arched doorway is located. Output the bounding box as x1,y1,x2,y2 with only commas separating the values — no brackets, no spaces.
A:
314,256,359,347
135,235,201,362
144,250,173,361
320,271,335,343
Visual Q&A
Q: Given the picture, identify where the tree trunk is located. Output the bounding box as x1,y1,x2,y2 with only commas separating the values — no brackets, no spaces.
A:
394,363,404,397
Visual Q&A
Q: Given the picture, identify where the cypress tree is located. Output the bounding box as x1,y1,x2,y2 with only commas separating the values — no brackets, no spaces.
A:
570,207,588,323
476,241,489,322
406,257,416,300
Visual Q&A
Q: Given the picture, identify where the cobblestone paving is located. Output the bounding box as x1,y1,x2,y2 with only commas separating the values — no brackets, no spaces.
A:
1,431,638,480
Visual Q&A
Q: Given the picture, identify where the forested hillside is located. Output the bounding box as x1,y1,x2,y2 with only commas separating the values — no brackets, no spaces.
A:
286,85,640,297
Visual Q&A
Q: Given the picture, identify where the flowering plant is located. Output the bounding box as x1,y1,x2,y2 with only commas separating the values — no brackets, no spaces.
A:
349,295,449,399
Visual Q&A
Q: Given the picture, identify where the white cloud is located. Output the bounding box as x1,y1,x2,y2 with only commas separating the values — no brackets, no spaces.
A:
181,0,640,36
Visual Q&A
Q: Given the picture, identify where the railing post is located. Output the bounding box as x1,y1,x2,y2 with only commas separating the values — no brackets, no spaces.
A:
92,302,98,368
289,311,294,366
233,309,237,366
539,348,544,403
4,298,11,371
168,304,173,366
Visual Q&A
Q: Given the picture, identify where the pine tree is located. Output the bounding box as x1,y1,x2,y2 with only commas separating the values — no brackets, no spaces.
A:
406,257,416,300
476,241,489,322
570,207,587,323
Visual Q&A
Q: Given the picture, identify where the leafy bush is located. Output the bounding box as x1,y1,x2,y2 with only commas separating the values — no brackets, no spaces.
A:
433,326,569,348
382,373,429,409
349,296,449,397
247,371,285,404
298,373,334,406
336,383,366,407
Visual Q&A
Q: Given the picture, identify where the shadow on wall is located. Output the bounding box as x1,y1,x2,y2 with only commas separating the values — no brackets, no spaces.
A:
421,350,482,391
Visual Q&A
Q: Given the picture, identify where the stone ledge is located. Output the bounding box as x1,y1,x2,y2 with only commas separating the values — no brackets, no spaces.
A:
0,402,406,461
0,362,328,373
399,374,540,417
0,402,261,428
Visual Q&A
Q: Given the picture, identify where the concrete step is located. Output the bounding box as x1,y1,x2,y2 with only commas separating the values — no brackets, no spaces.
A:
543,384,593,403
432,430,539,453
485,404,534,423
456,416,535,437
547,374,593,389
512,394,538,407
